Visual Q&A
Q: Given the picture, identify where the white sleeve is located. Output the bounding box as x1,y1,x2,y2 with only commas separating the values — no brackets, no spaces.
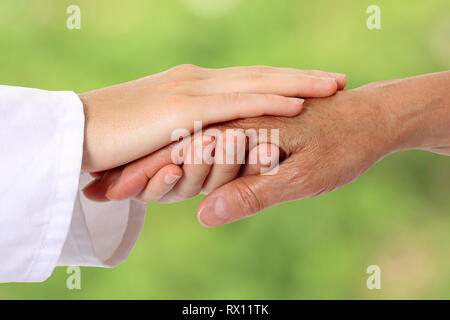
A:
57,174,146,268
0,85,146,283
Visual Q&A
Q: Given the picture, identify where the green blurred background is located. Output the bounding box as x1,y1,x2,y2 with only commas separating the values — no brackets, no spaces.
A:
0,0,449,299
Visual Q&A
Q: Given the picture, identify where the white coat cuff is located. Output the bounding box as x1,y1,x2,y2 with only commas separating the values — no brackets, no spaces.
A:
24,91,84,282
57,174,146,268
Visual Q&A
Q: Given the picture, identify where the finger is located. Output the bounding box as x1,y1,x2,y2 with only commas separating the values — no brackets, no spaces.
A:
135,164,182,202
82,167,123,202
89,171,105,179
207,66,347,90
202,130,246,194
241,143,280,176
161,135,215,201
120,94,302,167
196,158,299,228
189,94,304,129
191,73,339,97
105,145,175,201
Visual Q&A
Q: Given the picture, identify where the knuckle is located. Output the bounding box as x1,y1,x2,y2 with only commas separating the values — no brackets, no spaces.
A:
245,73,263,82
250,65,270,74
177,188,200,200
178,63,199,71
168,64,200,75
234,180,265,214
224,92,243,105
159,80,185,91
183,63,200,69
260,93,275,103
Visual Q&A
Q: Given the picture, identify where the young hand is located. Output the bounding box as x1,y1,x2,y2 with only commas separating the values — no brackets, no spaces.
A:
80,64,346,172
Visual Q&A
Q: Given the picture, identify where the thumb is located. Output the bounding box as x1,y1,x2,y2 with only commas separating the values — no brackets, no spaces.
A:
196,165,290,227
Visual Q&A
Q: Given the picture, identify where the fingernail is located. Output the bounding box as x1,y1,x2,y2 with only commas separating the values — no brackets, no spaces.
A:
287,97,304,104
198,197,230,227
164,174,181,185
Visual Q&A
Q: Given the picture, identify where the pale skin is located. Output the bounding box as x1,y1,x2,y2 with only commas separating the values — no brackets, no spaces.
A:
80,64,347,199
86,71,450,227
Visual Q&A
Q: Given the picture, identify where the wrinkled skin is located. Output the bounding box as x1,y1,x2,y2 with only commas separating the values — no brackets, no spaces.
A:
84,71,450,228
196,72,450,227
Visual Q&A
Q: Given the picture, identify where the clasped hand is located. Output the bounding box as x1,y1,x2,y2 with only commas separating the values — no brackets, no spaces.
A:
80,64,345,205
80,65,450,228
